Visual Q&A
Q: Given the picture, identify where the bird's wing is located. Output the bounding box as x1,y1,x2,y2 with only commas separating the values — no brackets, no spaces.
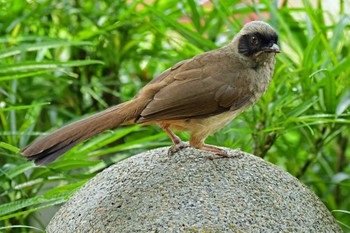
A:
137,50,254,123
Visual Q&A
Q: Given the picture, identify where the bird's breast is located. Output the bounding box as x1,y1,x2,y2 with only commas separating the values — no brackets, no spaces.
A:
249,60,275,103
160,109,242,138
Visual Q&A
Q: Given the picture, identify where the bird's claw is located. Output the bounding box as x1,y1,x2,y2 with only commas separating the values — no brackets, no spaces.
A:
207,147,243,160
168,141,190,155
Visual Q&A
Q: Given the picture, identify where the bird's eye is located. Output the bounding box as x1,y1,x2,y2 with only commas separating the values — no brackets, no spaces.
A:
250,36,259,46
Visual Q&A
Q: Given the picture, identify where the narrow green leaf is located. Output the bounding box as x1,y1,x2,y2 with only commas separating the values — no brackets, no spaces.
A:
146,6,217,50
0,196,45,216
87,133,166,157
0,102,50,112
323,74,337,113
0,142,19,153
210,0,241,30
332,210,350,214
0,60,104,74
1,163,34,179
329,15,350,51
13,178,45,190
77,125,140,154
48,159,102,171
286,97,318,117
43,180,86,198
0,70,55,81
302,33,322,72
0,225,44,232
332,172,350,184
0,196,67,221
336,88,350,115
332,56,350,76
0,41,93,59
187,0,201,31
0,35,60,43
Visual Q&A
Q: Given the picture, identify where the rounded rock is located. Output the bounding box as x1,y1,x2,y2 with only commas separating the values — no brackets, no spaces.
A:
47,147,342,232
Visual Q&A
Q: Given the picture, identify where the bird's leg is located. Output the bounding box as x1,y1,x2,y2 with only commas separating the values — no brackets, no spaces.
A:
159,124,189,155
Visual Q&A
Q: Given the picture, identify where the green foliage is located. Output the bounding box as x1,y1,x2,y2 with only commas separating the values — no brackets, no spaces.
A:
0,0,349,231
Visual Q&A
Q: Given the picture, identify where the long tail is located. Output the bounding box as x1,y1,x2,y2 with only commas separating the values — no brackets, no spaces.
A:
20,100,142,165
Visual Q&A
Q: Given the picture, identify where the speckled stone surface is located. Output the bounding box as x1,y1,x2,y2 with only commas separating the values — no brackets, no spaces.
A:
47,147,342,233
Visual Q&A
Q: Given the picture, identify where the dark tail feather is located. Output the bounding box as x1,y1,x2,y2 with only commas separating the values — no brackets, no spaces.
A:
21,101,140,165
30,140,80,166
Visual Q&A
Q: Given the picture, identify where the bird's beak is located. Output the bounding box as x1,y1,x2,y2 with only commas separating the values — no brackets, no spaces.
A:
262,43,281,53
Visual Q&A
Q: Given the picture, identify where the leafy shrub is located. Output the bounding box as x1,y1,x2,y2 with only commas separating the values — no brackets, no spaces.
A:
0,0,349,231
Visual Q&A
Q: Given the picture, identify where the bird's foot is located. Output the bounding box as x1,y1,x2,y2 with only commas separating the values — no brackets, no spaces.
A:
201,145,243,160
168,141,190,156
159,124,190,155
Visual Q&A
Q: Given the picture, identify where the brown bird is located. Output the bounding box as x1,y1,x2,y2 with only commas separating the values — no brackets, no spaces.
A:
21,21,280,165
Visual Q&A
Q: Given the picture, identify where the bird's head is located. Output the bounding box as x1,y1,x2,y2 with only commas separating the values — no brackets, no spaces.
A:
233,21,280,65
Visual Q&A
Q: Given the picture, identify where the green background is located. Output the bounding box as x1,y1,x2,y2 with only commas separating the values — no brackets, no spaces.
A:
0,0,349,231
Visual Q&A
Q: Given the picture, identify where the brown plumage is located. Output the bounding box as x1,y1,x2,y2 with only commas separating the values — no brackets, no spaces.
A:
21,21,280,165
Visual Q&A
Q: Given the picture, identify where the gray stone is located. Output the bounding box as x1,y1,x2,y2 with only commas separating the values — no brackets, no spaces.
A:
47,147,342,232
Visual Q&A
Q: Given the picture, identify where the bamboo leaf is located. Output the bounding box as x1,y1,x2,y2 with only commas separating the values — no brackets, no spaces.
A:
0,41,93,59
0,196,46,217
332,56,350,76
0,195,68,220
0,102,50,112
43,180,86,198
0,225,44,232
0,60,103,74
336,88,350,115
77,125,140,154
285,97,318,118
145,6,217,50
0,70,55,81
48,160,102,171
1,163,34,179
0,142,19,153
